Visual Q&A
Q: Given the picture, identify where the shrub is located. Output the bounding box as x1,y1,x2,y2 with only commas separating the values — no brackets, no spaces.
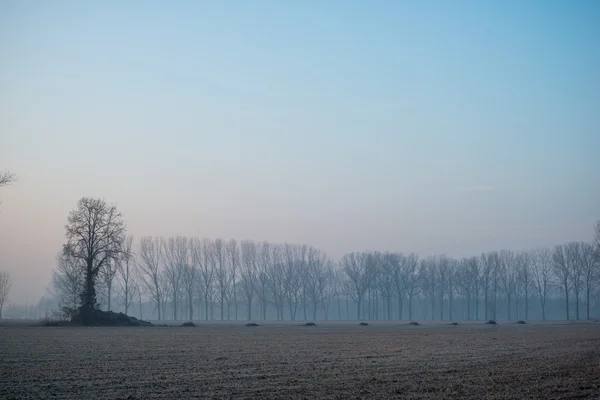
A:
408,321,420,326
246,322,259,327
450,322,459,325
485,320,497,325
516,320,526,324
359,322,369,326
181,321,196,327
304,322,317,326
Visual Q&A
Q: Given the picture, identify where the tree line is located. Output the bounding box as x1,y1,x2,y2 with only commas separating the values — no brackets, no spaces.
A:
45,197,600,323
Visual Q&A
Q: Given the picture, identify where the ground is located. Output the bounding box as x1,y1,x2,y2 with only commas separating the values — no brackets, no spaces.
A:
1,321,599,399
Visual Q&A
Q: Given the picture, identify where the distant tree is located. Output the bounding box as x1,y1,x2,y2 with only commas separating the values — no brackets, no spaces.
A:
183,239,199,320
200,239,217,320
0,270,13,319
52,252,84,317
499,250,518,320
0,171,16,186
553,244,572,320
579,242,597,320
116,236,136,315
63,198,126,324
240,240,258,320
531,248,553,320
102,259,118,311
227,239,240,320
342,252,371,320
402,253,421,321
213,238,230,320
420,257,437,320
138,236,164,320
0,170,17,206
256,241,272,321
595,221,600,261
163,236,187,320
517,251,532,320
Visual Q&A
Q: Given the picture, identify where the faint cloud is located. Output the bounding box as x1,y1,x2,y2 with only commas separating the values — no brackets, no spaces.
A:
460,186,497,193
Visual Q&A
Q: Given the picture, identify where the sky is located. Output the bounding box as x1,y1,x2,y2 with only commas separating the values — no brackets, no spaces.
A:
1,1,599,305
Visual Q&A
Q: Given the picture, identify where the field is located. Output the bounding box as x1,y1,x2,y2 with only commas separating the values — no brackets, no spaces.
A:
1,321,599,399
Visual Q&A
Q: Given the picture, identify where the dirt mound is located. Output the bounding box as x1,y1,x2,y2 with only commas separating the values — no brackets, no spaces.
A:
304,322,317,326
359,322,369,326
485,320,497,325
246,322,259,327
408,321,420,326
449,322,459,325
73,310,152,327
516,320,526,324
181,321,196,327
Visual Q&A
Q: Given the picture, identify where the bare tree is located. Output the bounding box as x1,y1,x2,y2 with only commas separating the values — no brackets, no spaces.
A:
553,244,572,320
102,259,118,311
531,248,553,320
227,239,240,320
282,244,303,321
163,236,187,320
305,247,331,320
116,236,136,315
579,242,597,320
63,197,126,324
268,245,286,320
402,253,421,321
0,170,17,206
378,253,396,320
256,241,272,321
200,239,216,320
517,251,532,320
138,236,164,320
565,242,585,320
240,240,258,320
0,270,13,319
499,250,518,320
595,221,600,262
184,239,200,320
420,257,437,320
52,253,84,317
341,252,371,320
213,238,230,320
481,251,500,320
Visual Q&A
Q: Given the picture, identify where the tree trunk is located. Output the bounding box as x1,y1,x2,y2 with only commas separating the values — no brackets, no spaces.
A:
565,290,569,320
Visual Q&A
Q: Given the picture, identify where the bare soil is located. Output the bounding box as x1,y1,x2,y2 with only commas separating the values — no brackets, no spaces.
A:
1,321,599,399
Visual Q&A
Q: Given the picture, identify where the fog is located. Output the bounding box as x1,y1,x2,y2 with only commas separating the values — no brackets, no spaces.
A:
1,2,599,316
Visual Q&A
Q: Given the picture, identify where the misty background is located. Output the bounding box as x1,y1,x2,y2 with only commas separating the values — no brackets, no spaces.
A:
1,1,599,312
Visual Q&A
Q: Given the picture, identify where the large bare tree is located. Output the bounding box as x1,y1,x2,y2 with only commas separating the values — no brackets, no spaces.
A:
0,270,13,319
63,197,126,324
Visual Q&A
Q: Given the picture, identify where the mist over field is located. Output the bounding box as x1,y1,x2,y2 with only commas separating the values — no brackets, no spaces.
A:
1,1,599,399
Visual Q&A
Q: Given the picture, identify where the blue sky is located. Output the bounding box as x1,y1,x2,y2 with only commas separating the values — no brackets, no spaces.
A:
1,1,599,302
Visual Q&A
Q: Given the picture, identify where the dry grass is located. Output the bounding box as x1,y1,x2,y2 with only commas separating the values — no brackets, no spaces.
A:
1,322,599,399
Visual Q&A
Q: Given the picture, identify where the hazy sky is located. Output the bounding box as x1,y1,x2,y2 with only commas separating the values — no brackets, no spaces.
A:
1,1,599,304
